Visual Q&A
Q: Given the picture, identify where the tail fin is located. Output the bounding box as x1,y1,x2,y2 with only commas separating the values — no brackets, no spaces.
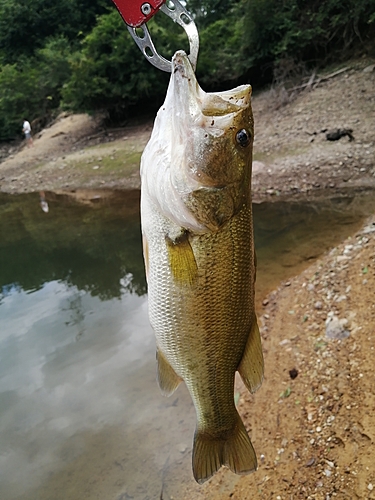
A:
192,414,257,484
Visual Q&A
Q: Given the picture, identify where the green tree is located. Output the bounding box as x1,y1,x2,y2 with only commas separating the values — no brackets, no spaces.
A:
1,0,374,138
0,0,108,63
0,63,40,139
243,0,375,71
36,36,72,108
0,36,72,139
62,9,189,120
187,0,239,27
197,17,245,87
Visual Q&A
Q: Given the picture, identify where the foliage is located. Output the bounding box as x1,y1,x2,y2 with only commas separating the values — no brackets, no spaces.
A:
195,0,247,88
0,36,72,139
0,0,107,63
0,63,40,139
63,0,247,114
243,0,375,70
186,0,240,27
197,19,243,88
36,37,73,108
61,9,187,120
0,0,374,137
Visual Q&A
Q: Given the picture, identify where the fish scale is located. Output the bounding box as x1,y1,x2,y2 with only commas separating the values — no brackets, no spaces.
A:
140,50,264,483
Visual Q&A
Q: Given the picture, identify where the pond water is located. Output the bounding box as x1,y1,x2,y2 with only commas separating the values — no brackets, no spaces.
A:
0,189,374,500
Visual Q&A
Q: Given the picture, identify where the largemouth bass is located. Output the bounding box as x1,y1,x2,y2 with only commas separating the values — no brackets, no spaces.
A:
140,50,264,484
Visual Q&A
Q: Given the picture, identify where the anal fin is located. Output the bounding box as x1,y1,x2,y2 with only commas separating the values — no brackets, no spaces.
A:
238,315,264,393
156,349,182,396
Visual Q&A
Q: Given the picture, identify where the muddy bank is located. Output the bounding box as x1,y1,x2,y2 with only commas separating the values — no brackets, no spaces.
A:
176,215,375,500
251,59,375,203
0,59,374,202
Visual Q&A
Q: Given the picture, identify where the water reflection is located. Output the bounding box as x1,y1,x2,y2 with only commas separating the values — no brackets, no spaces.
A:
0,280,180,499
0,190,374,499
253,195,375,298
0,191,146,301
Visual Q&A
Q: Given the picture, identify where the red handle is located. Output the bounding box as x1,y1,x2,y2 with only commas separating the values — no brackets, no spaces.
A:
112,0,165,28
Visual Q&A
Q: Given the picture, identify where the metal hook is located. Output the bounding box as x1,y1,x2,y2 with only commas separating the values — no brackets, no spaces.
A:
114,0,199,72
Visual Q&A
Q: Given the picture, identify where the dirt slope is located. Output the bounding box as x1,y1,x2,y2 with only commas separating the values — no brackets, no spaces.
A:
251,60,375,202
0,59,374,200
179,217,375,500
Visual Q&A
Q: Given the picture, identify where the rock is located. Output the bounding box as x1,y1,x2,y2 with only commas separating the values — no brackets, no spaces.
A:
336,295,347,302
252,161,265,174
325,315,350,339
289,368,299,379
336,255,349,263
362,224,375,235
326,129,354,141
363,64,375,73
177,443,188,453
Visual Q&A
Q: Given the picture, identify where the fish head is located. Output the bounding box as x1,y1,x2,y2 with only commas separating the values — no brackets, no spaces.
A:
141,51,254,233
169,51,253,192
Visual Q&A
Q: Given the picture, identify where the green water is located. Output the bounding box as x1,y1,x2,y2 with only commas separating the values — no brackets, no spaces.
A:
0,190,146,301
0,190,374,499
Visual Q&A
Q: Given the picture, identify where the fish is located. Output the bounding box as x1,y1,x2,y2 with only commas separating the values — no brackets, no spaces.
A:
140,50,264,484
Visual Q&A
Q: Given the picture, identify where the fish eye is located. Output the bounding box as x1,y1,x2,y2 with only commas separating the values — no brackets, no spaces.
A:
235,129,251,148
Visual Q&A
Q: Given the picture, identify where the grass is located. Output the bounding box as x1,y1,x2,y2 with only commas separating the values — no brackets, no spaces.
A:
44,132,147,184
253,145,309,163
69,150,142,181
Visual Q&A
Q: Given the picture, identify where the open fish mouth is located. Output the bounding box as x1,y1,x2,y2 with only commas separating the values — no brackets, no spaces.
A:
171,50,251,121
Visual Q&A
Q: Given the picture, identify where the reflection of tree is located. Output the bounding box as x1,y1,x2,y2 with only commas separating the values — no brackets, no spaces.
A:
3,192,373,303
0,283,22,305
63,291,85,340
0,191,147,300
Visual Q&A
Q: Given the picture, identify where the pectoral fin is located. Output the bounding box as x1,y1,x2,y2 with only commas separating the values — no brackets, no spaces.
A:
238,316,264,394
156,349,182,396
142,235,149,283
165,231,198,286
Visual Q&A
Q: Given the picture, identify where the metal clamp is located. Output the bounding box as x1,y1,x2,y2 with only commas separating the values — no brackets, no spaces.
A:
112,0,199,72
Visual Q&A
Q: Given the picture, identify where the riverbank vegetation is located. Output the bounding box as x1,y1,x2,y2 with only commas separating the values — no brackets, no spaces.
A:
0,0,374,140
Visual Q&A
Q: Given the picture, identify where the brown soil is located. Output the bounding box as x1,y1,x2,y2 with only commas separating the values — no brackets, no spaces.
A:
179,219,375,499
1,59,374,202
1,58,374,499
0,113,153,196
